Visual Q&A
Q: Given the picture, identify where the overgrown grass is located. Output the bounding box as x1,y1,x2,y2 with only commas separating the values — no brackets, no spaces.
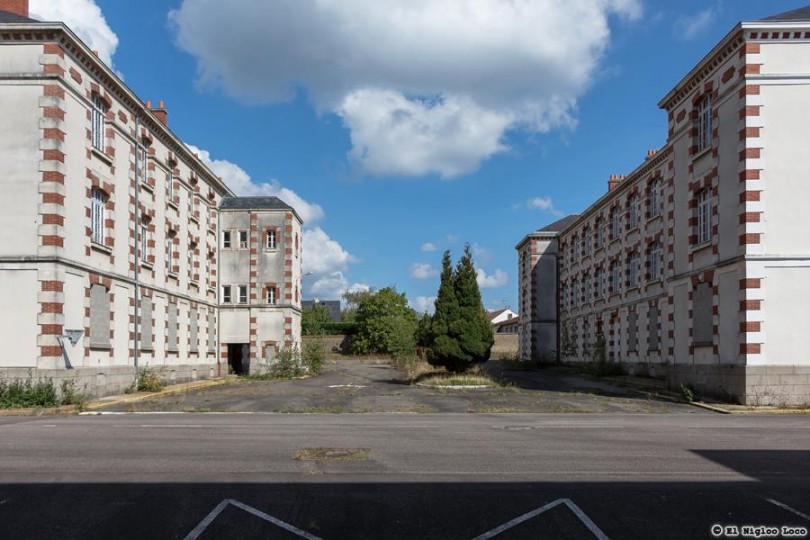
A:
136,365,166,392
247,340,328,380
405,363,501,388
0,372,92,410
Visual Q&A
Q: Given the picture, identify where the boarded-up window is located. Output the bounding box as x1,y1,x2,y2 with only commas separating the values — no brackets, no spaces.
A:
89,284,110,348
207,311,216,352
693,282,713,344
190,309,198,353
648,305,659,351
167,303,178,352
140,298,153,350
628,310,638,352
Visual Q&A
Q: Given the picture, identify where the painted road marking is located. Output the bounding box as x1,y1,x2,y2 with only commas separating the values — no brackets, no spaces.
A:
184,498,324,540
471,498,610,540
327,384,366,388
767,498,810,522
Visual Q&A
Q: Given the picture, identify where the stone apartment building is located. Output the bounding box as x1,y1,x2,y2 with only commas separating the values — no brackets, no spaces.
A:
0,1,301,395
517,5,810,405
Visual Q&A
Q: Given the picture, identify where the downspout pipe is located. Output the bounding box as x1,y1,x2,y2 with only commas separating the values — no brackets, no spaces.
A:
133,113,141,387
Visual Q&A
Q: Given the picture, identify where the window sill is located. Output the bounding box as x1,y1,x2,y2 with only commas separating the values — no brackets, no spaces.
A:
647,277,662,285
264,247,279,252
90,242,113,255
190,280,200,289
692,146,712,161
647,213,662,224
89,343,111,351
167,272,179,280
693,341,713,348
168,200,179,212
91,147,112,166
690,241,712,254
140,180,154,194
139,261,154,270
190,216,199,224
140,346,153,352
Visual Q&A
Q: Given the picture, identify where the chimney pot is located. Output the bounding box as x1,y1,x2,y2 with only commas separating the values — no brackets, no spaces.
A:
0,0,28,18
149,100,168,127
608,174,622,192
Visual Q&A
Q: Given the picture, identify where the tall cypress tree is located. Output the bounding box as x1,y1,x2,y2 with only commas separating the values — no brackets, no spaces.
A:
427,246,493,372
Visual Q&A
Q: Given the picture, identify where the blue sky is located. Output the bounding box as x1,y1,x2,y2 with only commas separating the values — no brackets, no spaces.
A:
30,0,810,313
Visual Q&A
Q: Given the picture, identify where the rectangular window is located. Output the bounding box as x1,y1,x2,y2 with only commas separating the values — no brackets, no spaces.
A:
628,310,638,352
601,267,608,297
167,303,178,352
166,170,174,200
611,261,622,294
222,285,232,303
190,310,198,353
697,95,712,152
187,189,194,216
650,178,662,218
697,189,712,245
649,242,662,281
207,311,216,353
648,305,660,351
612,209,621,239
222,230,232,249
595,221,604,248
629,252,641,288
138,221,148,261
238,230,248,249
238,285,248,304
266,229,277,250
90,188,106,245
137,145,147,185
693,282,713,344
266,286,276,305
91,94,106,151
89,284,110,348
166,234,175,273
140,297,153,351
628,195,640,230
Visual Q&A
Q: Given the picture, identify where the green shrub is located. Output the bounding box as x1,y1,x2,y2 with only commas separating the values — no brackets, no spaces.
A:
59,378,92,410
269,347,306,379
680,382,697,403
137,365,166,392
303,338,326,374
0,372,59,409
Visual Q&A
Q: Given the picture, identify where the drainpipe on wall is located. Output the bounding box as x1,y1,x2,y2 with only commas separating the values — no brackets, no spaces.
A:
133,113,141,387
216,205,221,377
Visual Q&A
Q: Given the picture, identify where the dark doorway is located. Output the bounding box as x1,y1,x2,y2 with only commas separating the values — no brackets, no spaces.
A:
227,343,250,375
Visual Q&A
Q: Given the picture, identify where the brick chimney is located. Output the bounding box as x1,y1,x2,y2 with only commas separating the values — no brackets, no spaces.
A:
0,0,29,17
645,149,658,160
608,174,621,191
150,100,168,127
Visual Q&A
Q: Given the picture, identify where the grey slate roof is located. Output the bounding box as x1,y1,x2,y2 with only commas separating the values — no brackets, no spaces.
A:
219,196,294,211
536,214,580,233
0,9,37,23
762,5,810,21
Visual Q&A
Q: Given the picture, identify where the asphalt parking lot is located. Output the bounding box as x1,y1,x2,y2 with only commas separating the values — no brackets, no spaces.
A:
102,358,704,414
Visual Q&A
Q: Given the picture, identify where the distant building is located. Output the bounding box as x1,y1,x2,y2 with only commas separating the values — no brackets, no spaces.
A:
516,5,810,405
493,317,519,335
302,300,342,322
487,308,518,326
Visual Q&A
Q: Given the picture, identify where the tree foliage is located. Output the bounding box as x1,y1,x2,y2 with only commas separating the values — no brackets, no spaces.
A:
341,289,373,322
427,246,494,372
352,287,417,359
301,304,332,335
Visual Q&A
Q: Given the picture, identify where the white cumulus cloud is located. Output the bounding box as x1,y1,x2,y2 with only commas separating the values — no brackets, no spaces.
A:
476,268,509,289
309,272,370,301
170,0,641,178
421,242,437,252
302,227,354,275
524,196,563,216
188,144,324,224
31,0,118,69
674,7,716,40
411,296,437,315
409,263,439,280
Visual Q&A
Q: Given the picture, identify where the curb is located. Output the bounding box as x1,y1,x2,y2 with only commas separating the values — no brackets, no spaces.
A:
85,377,230,411
688,401,732,414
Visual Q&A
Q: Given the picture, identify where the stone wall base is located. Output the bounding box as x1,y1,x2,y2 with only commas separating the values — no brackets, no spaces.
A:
668,364,810,406
0,362,222,398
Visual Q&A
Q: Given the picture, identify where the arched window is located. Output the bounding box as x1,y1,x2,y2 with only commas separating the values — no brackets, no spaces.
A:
91,94,107,151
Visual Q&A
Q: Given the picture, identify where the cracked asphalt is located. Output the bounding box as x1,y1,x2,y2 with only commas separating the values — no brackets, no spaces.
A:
101,359,705,414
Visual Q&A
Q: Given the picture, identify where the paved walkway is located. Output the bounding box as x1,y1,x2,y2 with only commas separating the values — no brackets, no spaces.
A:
98,359,705,414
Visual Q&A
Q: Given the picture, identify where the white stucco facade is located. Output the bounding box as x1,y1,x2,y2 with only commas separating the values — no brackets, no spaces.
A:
0,8,302,395
517,12,810,405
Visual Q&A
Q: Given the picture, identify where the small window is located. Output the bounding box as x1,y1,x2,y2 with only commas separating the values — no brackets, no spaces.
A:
222,231,231,249
611,261,622,294
266,229,276,250
91,94,106,152
595,219,604,248
628,252,641,288
238,230,248,249
611,209,621,239
628,195,640,230
238,285,248,304
649,178,662,218
166,170,174,200
649,241,663,281
166,233,175,273
137,145,148,185
90,187,106,245
222,285,232,304
696,189,712,245
187,189,194,216
266,286,276,305
138,218,148,261
697,95,712,152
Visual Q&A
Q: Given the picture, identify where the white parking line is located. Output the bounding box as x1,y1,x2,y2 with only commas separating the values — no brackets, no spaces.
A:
471,498,609,540
184,498,324,540
767,498,810,522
